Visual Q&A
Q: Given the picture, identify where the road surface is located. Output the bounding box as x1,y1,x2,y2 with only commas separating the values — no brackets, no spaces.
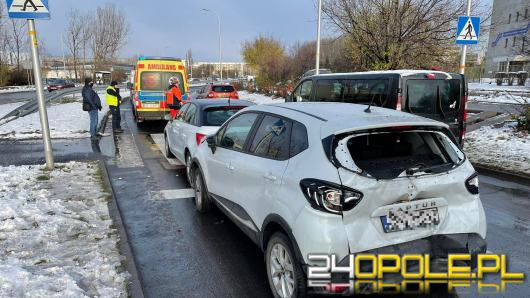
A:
101,102,529,297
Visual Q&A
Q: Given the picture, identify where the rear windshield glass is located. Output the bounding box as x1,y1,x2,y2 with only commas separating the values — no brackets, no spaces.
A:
204,106,245,126
141,71,184,91
313,79,389,106
406,80,460,115
335,130,464,179
213,86,235,93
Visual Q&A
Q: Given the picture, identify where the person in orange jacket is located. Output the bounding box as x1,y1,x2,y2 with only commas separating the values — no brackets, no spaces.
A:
166,77,183,119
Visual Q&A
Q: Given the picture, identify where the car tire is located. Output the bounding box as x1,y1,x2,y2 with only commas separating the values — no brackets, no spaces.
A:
164,135,175,158
193,169,211,213
266,232,306,298
185,152,192,186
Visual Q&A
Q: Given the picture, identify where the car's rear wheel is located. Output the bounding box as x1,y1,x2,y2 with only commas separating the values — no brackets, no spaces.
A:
266,232,306,298
164,135,175,158
185,152,192,185
193,170,211,213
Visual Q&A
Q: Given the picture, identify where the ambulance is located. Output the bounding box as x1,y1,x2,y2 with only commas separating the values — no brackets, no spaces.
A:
131,56,189,122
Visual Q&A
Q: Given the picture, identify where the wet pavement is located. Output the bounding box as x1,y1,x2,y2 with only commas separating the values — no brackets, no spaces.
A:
1,100,528,297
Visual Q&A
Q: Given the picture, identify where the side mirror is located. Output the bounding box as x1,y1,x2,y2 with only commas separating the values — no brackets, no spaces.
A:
206,135,216,153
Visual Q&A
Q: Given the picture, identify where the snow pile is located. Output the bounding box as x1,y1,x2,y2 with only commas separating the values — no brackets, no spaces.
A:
465,122,530,176
239,91,285,105
0,91,108,140
468,82,530,93
0,86,37,94
0,162,129,297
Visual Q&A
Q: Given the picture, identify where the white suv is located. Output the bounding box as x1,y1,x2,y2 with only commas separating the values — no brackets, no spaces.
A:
190,103,487,298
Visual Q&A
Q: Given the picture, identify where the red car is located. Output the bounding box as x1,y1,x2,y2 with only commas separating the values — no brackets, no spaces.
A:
47,79,75,92
196,84,239,99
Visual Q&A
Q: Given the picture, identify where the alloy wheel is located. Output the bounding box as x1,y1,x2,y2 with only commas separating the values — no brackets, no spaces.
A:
269,243,295,298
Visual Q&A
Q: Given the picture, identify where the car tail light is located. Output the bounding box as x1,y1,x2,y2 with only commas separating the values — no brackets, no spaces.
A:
396,94,402,111
465,173,479,194
300,179,363,214
196,133,207,145
134,96,141,108
231,92,239,99
207,92,215,98
425,73,436,80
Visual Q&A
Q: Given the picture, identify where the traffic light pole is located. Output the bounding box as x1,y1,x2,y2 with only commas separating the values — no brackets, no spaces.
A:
459,0,472,75
28,19,54,170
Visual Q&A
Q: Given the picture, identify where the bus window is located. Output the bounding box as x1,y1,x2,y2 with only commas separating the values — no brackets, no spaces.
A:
140,71,184,91
315,80,343,102
439,80,461,114
313,79,389,106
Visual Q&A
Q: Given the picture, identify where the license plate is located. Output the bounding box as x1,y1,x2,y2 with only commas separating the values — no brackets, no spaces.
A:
143,102,159,108
381,207,439,233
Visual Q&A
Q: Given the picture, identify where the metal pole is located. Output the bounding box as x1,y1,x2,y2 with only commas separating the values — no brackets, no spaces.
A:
28,19,54,169
459,0,472,75
315,0,322,75
217,14,222,81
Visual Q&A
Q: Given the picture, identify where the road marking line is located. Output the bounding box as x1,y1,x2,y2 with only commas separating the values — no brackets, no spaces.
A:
160,188,195,200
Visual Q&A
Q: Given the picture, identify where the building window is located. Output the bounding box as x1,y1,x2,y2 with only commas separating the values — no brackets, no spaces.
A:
505,38,509,48
508,14,511,24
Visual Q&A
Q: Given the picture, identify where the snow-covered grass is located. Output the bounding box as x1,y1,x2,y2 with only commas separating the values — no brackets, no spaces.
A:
0,91,108,140
239,91,284,105
468,82,530,93
465,122,530,176
0,86,37,94
0,161,129,297
0,102,26,119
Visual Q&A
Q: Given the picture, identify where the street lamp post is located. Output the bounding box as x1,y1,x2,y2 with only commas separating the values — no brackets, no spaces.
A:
315,0,323,75
202,8,223,81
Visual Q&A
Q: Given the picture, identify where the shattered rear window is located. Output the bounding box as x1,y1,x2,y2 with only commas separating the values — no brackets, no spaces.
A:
334,130,464,179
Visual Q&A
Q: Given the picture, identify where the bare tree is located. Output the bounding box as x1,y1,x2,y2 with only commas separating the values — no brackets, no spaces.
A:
65,9,84,81
322,0,489,70
80,12,93,79
91,4,129,73
7,18,26,71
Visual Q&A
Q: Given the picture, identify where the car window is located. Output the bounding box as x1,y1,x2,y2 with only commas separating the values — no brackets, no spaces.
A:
213,85,235,93
176,104,190,121
407,80,436,114
293,80,313,102
250,115,292,160
439,80,461,115
184,104,197,125
219,113,259,151
204,106,246,126
290,121,309,157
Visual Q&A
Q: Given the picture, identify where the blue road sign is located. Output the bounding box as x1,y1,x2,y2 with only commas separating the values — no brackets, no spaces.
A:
456,16,480,45
6,0,50,19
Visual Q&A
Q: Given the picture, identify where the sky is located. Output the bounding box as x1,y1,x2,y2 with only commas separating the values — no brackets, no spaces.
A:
31,0,328,62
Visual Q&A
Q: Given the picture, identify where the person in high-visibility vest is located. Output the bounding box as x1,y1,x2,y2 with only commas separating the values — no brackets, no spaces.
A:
107,81,123,133
166,77,183,119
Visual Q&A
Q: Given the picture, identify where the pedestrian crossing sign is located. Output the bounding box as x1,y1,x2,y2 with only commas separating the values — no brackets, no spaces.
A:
6,0,50,19
456,16,480,45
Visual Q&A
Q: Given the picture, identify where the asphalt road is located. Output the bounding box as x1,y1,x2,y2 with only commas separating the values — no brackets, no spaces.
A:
102,102,529,298
0,90,37,104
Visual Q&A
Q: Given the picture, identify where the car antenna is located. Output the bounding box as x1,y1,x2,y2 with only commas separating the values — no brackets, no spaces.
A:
364,94,377,113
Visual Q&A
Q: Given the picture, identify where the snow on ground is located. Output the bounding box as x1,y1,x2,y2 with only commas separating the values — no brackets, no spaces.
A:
0,91,108,140
0,102,26,119
465,122,530,176
0,161,129,297
468,93,529,105
468,82,530,93
238,91,284,105
0,86,37,94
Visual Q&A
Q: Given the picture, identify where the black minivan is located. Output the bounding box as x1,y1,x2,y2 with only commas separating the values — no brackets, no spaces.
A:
286,70,467,144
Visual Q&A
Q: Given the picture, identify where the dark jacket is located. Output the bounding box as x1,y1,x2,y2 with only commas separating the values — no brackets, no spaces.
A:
82,85,102,111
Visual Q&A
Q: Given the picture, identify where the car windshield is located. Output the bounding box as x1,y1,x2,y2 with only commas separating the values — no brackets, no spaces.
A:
334,129,465,179
140,71,184,91
212,85,234,93
204,106,246,126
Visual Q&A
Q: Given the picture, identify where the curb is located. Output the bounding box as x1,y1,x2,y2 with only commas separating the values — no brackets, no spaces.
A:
473,163,530,185
98,110,111,134
98,160,145,298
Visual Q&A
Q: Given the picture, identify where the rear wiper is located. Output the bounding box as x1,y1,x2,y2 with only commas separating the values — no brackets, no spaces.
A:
405,162,454,175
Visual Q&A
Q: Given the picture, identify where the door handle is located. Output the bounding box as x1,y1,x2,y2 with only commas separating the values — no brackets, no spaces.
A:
226,164,235,171
264,174,277,181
